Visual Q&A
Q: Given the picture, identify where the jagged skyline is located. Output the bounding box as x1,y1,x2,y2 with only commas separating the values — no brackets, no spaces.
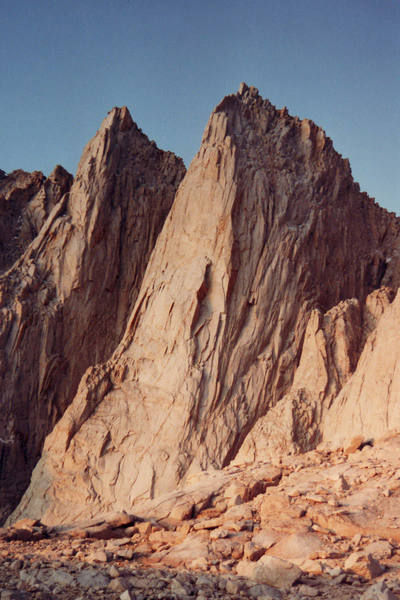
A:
6,87,400,524
1,0,399,214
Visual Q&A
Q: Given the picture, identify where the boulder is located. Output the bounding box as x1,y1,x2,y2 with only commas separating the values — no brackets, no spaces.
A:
237,555,302,589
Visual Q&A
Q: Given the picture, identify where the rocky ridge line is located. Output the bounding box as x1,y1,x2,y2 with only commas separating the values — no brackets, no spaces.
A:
11,84,400,526
2,434,400,599
0,107,185,521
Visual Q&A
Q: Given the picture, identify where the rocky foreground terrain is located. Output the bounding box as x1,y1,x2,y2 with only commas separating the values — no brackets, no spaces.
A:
1,84,400,599
2,434,400,599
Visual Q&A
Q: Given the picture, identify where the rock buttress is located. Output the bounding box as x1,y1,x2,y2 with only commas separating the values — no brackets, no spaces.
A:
0,107,185,522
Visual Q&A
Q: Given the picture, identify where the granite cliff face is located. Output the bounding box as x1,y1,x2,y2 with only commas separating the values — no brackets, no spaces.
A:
0,107,185,521
10,84,400,525
0,166,73,274
233,286,400,463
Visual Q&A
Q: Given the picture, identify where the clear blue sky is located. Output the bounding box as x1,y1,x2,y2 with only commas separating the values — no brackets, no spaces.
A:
1,0,399,214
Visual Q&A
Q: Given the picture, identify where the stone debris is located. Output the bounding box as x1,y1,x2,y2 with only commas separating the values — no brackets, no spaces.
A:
1,435,400,599
237,555,302,589
361,581,398,600
344,552,386,579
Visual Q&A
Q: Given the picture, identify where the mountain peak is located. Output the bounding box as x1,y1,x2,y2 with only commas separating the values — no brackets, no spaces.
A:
101,105,135,134
9,86,400,526
237,81,260,98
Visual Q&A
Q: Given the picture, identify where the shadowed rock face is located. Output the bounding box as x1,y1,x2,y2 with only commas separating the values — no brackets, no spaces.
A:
320,286,400,446
233,286,400,463
0,166,73,274
10,85,400,526
0,107,185,522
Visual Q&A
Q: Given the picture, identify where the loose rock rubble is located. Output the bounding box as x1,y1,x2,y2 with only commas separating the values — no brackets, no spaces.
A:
2,434,400,599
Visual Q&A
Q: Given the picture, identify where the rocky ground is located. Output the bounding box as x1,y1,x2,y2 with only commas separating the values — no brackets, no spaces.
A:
2,433,400,600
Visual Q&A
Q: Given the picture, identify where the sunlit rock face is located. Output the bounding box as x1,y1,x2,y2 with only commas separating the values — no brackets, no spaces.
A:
9,84,400,526
233,286,400,463
0,107,185,522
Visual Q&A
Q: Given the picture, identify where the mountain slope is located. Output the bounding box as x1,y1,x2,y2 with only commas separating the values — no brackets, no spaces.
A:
11,84,400,525
0,107,185,521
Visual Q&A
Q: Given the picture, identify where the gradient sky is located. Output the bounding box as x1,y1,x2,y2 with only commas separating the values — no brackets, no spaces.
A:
1,0,399,214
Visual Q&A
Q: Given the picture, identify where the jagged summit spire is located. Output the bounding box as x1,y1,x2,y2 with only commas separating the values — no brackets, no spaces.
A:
237,81,259,97
102,105,134,133
0,102,185,522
